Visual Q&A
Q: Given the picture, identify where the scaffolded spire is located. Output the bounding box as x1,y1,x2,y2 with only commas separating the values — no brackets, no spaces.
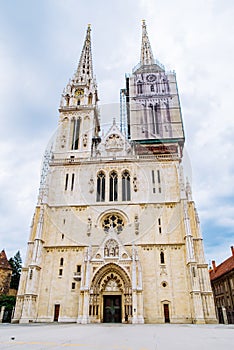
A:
74,24,93,82
140,20,155,66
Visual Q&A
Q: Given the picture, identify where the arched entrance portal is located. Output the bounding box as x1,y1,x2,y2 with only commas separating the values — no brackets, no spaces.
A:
89,263,132,323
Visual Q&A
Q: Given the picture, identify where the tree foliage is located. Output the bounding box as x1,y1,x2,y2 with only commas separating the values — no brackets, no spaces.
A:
9,251,22,290
0,295,16,309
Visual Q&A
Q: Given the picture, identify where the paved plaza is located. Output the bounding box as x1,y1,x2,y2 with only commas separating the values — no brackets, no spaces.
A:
0,323,233,350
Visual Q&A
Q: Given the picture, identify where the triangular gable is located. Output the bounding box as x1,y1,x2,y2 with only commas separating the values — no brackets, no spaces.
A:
97,120,131,157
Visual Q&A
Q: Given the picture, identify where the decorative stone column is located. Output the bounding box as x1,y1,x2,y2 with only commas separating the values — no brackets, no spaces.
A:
77,291,84,323
81,290,90,324
137,291,144,323
80,246,91,324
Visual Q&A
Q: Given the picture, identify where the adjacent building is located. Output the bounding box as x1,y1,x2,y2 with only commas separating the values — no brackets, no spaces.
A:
210,246,234,324
0,250,12,296
13,22,217,324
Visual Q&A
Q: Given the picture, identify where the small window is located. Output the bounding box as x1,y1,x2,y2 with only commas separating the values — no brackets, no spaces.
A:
60,258,64,266
192,267,196,277
157,170,161,184
152,170,155,184
61,234,64,240
151,85,154,92
77,265,81,273
29,269,33,280
59,269,63,276
71,173,75,191
160,251,165,264
71,282,76,290
158,218,162,234
65,174,69,191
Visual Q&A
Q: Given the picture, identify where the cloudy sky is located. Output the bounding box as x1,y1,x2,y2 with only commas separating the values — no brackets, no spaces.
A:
0,0,233,265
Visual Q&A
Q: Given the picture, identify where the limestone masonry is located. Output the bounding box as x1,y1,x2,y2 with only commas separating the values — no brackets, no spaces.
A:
13,22,217,324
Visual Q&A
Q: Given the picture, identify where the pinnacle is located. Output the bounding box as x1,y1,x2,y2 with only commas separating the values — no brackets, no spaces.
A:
140,20,155,66
74,24,93,82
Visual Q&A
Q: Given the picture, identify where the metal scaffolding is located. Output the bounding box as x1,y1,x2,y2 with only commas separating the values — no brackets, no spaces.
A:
120,88,127,138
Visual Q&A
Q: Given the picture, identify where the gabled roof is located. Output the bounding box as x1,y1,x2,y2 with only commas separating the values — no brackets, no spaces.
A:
0,249,12,270
209,247,234,281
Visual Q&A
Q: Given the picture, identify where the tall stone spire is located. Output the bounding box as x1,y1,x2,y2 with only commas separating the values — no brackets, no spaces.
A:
74,24,93,82
140,20,155,66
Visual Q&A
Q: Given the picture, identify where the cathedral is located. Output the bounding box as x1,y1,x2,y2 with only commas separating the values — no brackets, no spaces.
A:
13,22,217,324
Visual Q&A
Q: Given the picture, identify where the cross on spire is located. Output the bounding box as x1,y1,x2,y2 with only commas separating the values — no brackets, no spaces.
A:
140,20,155,66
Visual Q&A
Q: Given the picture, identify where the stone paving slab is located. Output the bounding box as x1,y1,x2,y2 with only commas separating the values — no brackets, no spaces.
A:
0,323,233,350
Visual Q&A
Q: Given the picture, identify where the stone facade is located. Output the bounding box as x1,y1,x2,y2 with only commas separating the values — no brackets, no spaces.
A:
13,22,217,324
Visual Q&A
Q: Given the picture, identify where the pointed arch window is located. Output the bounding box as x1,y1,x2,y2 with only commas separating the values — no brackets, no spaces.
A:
88,93,93,105
96,172,105,202
71,117,81,150
65,94,70,106
122,171,131,201
154,103,160,134
149,103,160,135
109,171,118,201
149,104,154,134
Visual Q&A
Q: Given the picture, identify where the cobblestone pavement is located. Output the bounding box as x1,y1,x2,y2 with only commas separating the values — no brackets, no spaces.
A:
0,323,233,350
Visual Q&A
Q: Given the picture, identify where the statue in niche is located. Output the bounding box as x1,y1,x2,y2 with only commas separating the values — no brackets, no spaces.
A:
104,239,119,257
134,215,139,235
88,177,94,193
60,135,66,148
83,134,88,147
105,134,123,151
105,279,119,292
87,216,92,236
133,175,138,192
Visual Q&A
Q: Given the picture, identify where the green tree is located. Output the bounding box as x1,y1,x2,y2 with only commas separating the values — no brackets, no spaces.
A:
0,295,16,309
9,251,22,290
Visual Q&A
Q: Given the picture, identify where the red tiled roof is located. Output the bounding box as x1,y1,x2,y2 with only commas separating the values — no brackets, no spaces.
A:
209,254,234,280
0,249,12,270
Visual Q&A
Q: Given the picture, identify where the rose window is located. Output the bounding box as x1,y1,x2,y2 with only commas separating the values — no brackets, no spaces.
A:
102,213,124,233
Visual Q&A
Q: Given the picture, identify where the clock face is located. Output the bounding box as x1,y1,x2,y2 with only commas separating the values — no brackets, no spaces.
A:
146,74,156,82
75,88,84,97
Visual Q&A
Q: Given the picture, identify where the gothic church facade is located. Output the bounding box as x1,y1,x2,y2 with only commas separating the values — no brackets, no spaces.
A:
13,22,217,324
